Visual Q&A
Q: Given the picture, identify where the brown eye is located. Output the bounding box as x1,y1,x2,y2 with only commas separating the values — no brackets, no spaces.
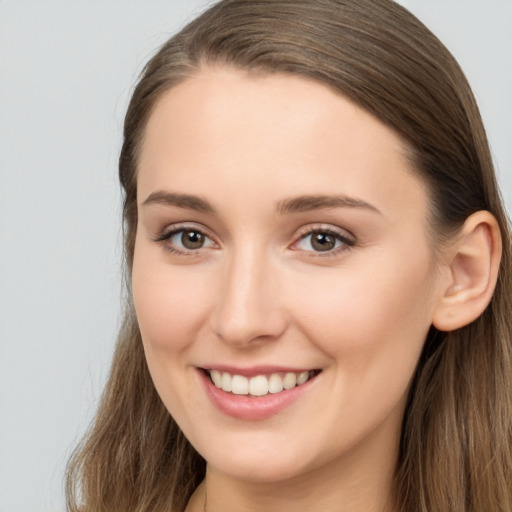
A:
294,228,354,255
310,232,336,252
156,226,216,255
181,230,205,250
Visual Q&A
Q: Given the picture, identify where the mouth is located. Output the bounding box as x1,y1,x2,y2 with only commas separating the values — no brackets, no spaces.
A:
204,369,321,397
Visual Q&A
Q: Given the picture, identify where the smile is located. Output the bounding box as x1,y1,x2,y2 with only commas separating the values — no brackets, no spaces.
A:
208,369,320,397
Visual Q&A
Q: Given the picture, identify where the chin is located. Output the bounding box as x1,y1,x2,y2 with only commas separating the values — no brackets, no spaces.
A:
193,432,330,484
209,455,309,484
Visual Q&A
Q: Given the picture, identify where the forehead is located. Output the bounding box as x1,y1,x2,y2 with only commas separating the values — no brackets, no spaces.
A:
137,67,428,223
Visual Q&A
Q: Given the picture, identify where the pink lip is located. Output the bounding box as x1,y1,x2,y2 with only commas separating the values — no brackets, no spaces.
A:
199,369,319,421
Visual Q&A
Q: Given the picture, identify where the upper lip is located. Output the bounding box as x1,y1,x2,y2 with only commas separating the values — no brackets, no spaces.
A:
201,365,319,377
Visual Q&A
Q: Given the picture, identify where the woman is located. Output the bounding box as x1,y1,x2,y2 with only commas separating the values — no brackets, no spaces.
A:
66,1,512,511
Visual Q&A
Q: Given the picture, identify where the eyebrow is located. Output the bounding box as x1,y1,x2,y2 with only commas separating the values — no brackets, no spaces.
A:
141,191,380,215
276,194,381,215
142,191,215,213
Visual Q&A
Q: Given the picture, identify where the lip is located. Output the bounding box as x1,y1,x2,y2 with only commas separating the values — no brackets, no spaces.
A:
199,367,320,421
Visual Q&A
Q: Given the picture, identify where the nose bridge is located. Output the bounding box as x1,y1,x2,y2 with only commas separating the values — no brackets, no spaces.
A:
211,243,286,346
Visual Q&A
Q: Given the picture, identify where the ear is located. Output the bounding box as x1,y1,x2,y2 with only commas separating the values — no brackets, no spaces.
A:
432,210,502,332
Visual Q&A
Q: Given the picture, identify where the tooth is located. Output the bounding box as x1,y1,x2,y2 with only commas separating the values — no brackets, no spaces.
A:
211,370,222,388
297,371,309,385
249,375,269,396
268,373,284,393
221,372,232,392
231,375,249,395
283,372,297,389
216,370,312,395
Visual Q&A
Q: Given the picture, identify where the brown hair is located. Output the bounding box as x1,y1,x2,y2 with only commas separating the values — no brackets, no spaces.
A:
66,1,512,511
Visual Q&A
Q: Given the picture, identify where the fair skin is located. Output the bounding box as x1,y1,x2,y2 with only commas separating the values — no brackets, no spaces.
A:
131,68,500,512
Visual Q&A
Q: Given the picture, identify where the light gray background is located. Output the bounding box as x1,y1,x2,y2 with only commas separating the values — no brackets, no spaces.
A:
0,2,510,511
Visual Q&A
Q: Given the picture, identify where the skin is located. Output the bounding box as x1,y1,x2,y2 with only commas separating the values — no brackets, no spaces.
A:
132,67,452,512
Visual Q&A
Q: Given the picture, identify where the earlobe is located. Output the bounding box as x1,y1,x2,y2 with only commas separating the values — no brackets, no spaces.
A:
432,211,502,332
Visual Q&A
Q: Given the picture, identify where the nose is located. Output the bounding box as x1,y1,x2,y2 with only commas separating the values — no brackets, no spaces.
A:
210,248,288,347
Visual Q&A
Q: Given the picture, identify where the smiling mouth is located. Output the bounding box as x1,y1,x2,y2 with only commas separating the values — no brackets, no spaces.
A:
205,369,321,397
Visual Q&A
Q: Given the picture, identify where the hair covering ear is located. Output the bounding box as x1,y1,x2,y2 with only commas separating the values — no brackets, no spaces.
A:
432,211,502,332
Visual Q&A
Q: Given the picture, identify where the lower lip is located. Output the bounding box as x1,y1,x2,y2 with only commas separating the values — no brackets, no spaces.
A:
200,370,318,421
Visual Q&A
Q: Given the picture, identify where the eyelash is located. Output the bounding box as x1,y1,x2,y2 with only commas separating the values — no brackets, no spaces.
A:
153,224,355,257
291,226,355,258
152,224,217,256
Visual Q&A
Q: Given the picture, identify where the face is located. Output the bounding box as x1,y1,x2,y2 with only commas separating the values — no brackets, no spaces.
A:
132,68,446,485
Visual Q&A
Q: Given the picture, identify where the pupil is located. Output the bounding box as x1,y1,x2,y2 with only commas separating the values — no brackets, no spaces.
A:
182,230,204,249
312,232,335,251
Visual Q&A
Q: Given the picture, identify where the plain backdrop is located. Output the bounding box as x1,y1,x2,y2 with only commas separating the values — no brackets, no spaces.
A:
0,1,510,511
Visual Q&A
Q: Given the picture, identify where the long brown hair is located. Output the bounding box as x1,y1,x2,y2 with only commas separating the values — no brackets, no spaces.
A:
66,1,512,510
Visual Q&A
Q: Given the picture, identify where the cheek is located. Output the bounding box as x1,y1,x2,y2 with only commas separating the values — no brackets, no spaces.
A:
288,259,437,445
131,244,215,420
131,246,211,354
288,250,437,381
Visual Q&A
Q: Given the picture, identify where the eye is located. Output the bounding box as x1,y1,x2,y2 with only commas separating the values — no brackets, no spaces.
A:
172,229,208,250
154,225,217,254
293,228,355,255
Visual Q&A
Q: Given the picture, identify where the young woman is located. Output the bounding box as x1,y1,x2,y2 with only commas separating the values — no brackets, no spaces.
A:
66,1,512,511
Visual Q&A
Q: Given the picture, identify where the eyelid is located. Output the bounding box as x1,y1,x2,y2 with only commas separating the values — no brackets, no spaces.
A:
290,224,356,256
294,223,355,240
153,222,219,254
153,221,209,240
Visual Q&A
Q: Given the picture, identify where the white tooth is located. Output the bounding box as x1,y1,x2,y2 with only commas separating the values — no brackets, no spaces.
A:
297,371,309,385
211,370,222,388
221,372,232,392
283,372,297,390
231,375,249,395
249,375,269,396
268,373,284,393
